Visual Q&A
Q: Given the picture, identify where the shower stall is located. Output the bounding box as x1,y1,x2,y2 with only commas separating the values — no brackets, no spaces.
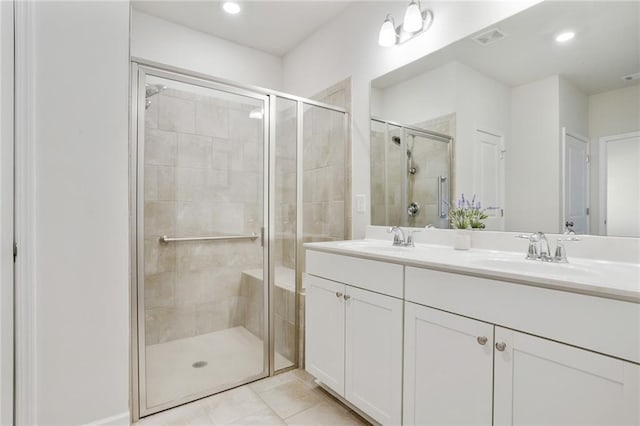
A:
370,118,453,228
130,61,349,418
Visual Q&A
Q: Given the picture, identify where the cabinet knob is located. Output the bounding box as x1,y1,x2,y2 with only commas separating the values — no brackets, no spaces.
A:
495,342,507,352
477,336,488,345
335,292,343,298
343,294,351,300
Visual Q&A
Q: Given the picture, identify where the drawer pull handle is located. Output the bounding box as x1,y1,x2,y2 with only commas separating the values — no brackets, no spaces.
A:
343,294,351,300
495,342,507,352
335,292,343,298
477,336,488,345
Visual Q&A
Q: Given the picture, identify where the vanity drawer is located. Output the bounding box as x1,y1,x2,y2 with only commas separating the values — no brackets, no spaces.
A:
406,266,640,364
306,250,403,298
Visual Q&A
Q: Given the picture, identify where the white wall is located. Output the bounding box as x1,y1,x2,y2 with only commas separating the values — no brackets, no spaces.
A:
454,62,510,205
377,61,457,124
21,2,130,424
508,75,560,233
588,84,640,232
0,1,13,425
282,0,541,237
131,10,283,91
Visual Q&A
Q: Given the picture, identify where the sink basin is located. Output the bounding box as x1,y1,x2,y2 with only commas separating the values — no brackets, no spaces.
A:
468,257,595,278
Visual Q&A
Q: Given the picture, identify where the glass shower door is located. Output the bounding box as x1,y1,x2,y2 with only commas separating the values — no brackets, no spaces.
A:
138,71,268,414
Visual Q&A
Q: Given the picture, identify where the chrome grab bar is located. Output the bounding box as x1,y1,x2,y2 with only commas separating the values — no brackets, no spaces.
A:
438,176,447,218
159,232,259,244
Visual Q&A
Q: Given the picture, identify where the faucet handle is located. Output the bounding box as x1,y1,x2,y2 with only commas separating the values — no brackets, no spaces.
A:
553,237,581,263
406,229,423,247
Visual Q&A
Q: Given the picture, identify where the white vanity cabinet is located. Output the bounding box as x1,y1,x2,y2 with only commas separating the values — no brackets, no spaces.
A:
305,246,640,426
405,266,640,426
305,251,404,425
403,303,494,425
493,327,640,426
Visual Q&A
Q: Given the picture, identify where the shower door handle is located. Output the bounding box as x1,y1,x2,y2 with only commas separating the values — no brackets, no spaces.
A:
438,176,447,218
260,227,264,247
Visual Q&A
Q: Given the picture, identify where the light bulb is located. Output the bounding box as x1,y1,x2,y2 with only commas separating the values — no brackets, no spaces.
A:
403,1,423,33
378,15,397,47
555,31,575,43
222,2,241,15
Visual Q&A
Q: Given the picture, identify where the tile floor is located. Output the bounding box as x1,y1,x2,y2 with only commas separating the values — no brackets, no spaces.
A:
136,369,370,426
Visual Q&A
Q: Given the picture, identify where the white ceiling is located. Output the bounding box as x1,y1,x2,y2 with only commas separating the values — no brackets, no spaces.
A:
132,0,352,56
373,1,640,95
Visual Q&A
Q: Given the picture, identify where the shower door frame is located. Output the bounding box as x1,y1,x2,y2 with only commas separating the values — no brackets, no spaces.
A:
130,59,350,421
131,63,272,419
370,117,454,227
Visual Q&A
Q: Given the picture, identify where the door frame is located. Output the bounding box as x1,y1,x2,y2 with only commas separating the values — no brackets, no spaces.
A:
130,62,272,419
561,127,590,234
598,131,640,236
0,1,14,424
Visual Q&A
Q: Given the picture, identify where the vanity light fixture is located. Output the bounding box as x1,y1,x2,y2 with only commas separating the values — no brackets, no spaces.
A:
378,1,434,47
249,108,264,119
555,31,575,43
222,1,241,15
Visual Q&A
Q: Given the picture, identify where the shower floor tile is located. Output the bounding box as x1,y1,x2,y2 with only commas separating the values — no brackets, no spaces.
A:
145,326,293,409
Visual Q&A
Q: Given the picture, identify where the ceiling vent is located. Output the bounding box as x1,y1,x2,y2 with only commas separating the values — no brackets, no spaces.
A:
472,28,507,46
621,72,640,82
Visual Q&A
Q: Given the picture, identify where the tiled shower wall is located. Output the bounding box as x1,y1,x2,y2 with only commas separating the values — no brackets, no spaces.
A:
143,87,264,345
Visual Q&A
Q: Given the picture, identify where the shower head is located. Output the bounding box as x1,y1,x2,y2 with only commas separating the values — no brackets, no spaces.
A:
146,84,167,98
391,136,401,145
145,84,167,109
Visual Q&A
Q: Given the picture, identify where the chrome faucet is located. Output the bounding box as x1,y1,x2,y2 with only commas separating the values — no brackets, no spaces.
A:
388,226,406,246
388,226,421,247
517,232,580,263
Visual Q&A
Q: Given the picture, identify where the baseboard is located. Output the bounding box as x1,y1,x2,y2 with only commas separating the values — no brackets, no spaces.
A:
85,411,130,426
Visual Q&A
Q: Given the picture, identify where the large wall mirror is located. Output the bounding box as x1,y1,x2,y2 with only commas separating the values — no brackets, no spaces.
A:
370,1,639,237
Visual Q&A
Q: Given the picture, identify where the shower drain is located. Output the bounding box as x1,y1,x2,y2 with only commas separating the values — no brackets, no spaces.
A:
192,361,208,369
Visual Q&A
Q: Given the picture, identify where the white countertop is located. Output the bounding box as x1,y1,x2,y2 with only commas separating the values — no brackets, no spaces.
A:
304,239,640,303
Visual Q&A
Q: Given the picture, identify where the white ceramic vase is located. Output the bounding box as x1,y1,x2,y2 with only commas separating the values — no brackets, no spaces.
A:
453,229,472,250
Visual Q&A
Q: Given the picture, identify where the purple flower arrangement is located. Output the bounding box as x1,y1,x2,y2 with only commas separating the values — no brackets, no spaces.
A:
449,193,490,229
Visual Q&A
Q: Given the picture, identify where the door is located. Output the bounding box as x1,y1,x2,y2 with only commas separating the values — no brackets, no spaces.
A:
475,129,505,230
404,129,451,229
345,286,403,425
494,327,640,425
564,130,590,234
403,303,494,426
304,274,346,395
137,70,269,415
601,132,640,237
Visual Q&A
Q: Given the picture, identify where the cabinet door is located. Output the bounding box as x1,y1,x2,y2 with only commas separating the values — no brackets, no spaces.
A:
403,302,494,426
494,327,640,425
344,286,403,425
304,274,346,396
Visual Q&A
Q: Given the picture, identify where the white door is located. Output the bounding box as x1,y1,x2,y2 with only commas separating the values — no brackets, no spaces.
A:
475,129,504,230
494,327,640,426
564,130,590,234
344,286,403,425
601,132,640,237
304,274,346,396
403,303,494,426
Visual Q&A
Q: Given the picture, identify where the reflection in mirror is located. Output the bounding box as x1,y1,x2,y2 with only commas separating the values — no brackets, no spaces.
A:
370,1,639,236
370,119,451,228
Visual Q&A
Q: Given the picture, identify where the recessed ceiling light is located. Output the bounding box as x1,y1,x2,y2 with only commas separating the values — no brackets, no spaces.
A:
555,31,575,43
222,2,241,15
